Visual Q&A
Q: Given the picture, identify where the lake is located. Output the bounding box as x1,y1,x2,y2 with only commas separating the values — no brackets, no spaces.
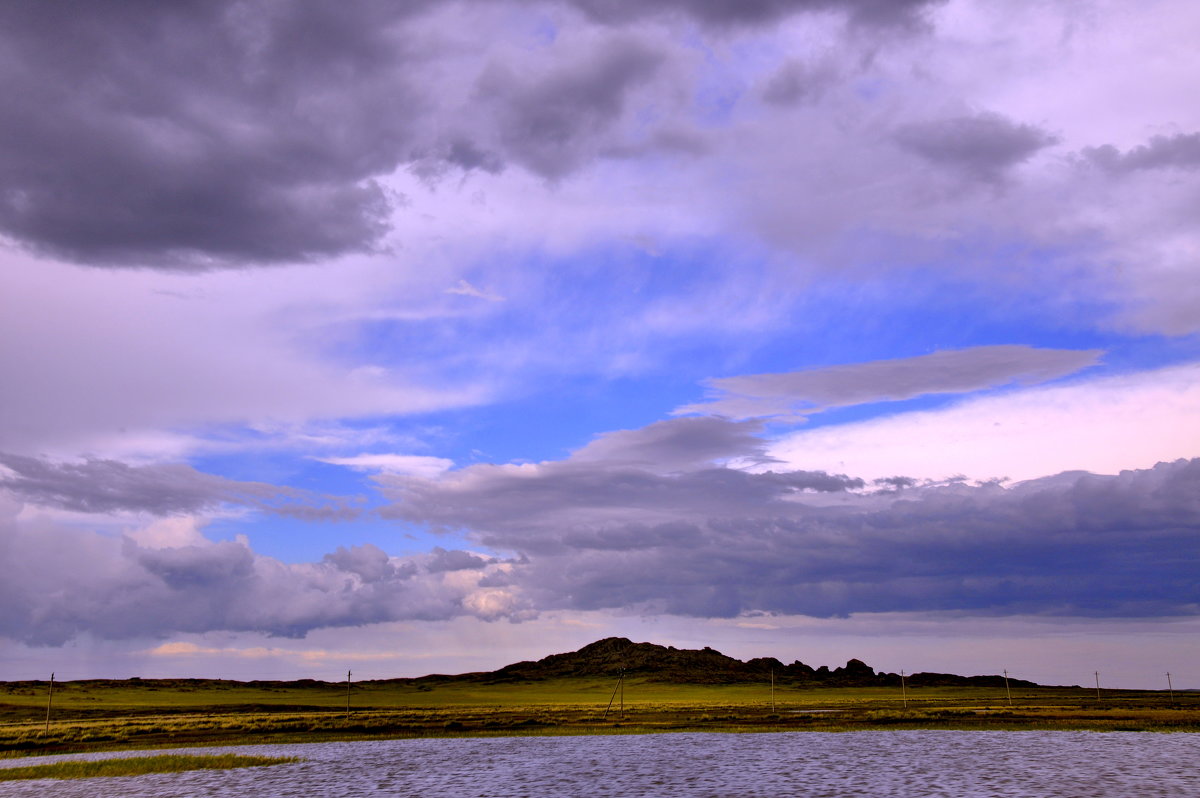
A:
1,731,1196,797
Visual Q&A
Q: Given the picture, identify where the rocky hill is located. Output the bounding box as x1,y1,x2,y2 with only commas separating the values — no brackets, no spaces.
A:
414,637,1039,688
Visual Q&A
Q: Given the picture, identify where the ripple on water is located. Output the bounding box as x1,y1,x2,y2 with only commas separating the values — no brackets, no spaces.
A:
0,731,1197,798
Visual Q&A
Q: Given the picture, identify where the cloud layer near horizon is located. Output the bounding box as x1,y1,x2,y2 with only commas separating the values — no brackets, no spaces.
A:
4,440,1196,645
380,422,1200,620
0,492,524,646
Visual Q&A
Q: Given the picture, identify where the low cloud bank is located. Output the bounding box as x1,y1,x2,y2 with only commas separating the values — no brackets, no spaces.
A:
3,418,1197,645
0,496,524,646
381,418,1200,619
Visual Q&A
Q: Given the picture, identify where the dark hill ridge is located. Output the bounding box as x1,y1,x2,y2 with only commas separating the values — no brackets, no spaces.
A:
419,637,1039,688
1,638,1040,691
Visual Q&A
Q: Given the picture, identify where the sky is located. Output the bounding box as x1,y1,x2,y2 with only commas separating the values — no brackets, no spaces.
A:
1,0,1198,690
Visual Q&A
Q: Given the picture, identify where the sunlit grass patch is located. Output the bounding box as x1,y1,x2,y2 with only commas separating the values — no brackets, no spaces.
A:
0,754,300,781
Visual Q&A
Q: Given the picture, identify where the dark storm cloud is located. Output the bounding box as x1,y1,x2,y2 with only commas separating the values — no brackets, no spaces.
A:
894,112,1059,181
132,539,255,590
383,456,1200,619
679,345,1103,419
1083,133,1200,173
568,0,940,28
477,37,664,178
383,464,865,553
760,60,839,106
0,452,357,520
0,0,941,268
377,418,865,551
0,1,435,268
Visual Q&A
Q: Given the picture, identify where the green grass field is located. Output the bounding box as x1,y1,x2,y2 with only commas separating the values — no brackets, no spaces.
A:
1,677,1196,757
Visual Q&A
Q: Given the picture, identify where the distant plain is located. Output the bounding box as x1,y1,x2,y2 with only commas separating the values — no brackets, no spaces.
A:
3,677,1196,758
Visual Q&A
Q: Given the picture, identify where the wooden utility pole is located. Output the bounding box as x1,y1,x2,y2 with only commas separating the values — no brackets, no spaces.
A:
603,670,625,719
1167,672,1174,701
1094,671,1101,700
43,673,54,735
900,670,908,709
345,670,352,720
1003,669,1012,707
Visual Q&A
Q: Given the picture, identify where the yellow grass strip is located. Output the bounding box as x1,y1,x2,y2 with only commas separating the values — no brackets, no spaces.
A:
0,754,300,781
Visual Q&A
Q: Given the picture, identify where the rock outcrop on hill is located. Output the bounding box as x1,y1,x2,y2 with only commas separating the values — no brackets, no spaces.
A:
415,637,1039,688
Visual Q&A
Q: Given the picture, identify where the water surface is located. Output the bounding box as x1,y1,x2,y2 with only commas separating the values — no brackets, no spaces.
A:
1,731,1195,797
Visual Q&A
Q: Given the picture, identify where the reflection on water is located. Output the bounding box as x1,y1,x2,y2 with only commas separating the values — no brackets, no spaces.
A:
1,731,1196,797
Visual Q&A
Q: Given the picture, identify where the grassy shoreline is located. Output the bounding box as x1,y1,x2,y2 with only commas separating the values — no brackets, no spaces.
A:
2,678,1196,758
0,754,301,781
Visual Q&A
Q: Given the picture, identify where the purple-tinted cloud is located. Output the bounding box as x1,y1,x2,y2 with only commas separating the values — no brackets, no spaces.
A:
476,36,664,178
0,2,430,268
0,0,935,269
571,416,779,471
677,346,1103,419
568,0,941,28
3,450,1196,645
761,59,840,106
426,546,492,572
382,453,1200,620
1083,133,1200,173
894,112,1059,181
0,498,523,645
0,452,357,520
